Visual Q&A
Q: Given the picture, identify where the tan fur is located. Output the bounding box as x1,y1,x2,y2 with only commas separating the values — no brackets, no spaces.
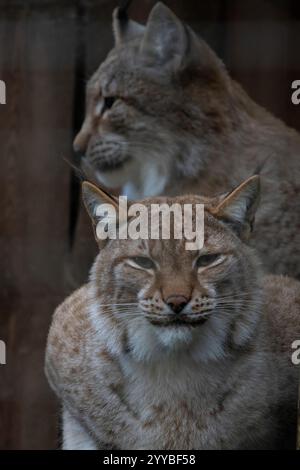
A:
74,3,300,278
45,179,300,449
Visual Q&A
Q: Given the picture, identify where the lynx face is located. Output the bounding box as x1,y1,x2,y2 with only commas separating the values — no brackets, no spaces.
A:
84,176,262,361
74,4,232,198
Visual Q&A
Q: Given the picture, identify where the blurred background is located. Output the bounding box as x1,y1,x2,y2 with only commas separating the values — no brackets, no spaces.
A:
0,0,300,450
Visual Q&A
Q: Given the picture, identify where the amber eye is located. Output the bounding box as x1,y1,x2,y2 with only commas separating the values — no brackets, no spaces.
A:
196,254,220,268
103,96,117,111
130,257,156,270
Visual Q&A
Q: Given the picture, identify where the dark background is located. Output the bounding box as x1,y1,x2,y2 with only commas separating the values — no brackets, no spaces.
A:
0,0,300,450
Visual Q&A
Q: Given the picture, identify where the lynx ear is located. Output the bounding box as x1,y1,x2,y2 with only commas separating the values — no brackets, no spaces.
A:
140,3,188,68
139,2,220,73
113,5,145,45
211,176,260,240
82,181,120,245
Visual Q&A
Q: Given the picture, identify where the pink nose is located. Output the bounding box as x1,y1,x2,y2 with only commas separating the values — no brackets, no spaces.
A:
165,295,189,314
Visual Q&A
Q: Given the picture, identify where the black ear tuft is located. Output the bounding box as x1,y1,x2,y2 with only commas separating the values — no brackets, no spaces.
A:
117,0,133,21
113,0,144,45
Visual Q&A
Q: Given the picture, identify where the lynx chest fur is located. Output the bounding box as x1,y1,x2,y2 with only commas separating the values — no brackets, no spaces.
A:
116,346,279,449
47,277,298,450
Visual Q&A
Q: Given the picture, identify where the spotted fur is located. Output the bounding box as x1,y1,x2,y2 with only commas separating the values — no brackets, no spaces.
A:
45,178,300,449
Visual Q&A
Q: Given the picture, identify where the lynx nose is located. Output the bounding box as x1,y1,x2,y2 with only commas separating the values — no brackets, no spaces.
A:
73,128,91,153
166,295,189,314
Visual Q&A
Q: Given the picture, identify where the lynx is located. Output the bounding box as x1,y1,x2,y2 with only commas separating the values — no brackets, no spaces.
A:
45,176,300,449
73,2,300,278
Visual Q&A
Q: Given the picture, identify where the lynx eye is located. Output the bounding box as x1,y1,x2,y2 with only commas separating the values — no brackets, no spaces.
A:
103,96,117,111
129,257,156,270
196,254,220,268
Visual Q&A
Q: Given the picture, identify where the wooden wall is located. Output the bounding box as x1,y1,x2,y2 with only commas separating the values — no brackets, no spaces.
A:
0,0,299,449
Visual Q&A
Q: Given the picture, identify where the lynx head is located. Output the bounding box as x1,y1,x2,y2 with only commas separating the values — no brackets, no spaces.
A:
75,2,234,199
83,175,262,363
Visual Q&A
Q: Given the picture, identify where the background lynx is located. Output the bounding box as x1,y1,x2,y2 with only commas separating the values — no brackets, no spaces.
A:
74,2,300,278
46,176,300,449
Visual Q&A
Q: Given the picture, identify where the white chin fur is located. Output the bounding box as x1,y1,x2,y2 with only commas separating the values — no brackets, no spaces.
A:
96,154,169,199
95,157,137,189
127,315,230,364
154,326,194,350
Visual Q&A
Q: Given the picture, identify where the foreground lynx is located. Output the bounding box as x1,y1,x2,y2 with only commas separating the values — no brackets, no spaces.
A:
46,176,300,449
73,2,300,278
